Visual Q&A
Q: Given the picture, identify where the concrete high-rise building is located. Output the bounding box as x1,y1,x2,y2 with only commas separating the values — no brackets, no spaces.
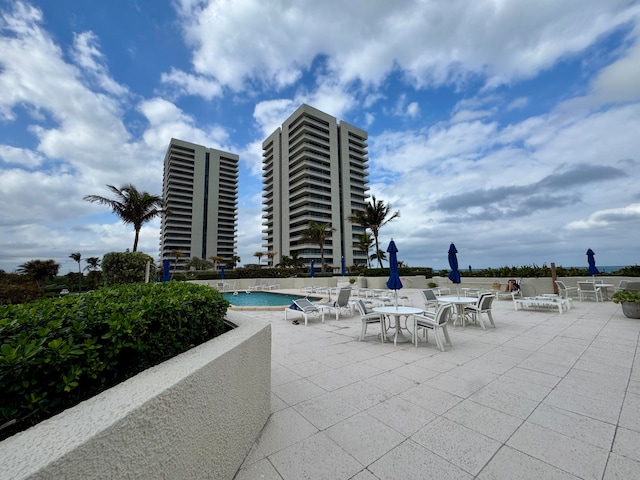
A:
160,138,239,271
262,104,369,270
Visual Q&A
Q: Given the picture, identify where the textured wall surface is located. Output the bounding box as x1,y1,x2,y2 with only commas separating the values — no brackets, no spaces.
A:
0,310,271,480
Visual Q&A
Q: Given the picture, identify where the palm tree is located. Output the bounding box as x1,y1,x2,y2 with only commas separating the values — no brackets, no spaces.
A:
171,249,184,278
208,256,224,270
229,255,241,269
69,252,82,292
348,195,400,268
17,259,60,291
83,184,165,252
372,249,387,266
290,252,304,273
266,251,277,267
301,222,335,273
84,256,102,290
254,252,264,267
84,257,101,272
356,232,374,269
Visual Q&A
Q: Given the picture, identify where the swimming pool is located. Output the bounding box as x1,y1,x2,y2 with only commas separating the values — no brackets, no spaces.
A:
222,291,322,307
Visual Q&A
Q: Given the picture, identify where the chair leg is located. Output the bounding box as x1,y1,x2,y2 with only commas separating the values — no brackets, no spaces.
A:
360,321,366,341
476,312,486,330
433,328,444,352
442,325,452,347
487,311,495,328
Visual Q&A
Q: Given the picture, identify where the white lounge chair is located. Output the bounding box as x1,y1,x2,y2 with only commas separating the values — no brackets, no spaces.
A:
284,298,324,326
263,279,280,290
413,303,453,351
513,295,571,314
249,279,263,291
318,287,352,320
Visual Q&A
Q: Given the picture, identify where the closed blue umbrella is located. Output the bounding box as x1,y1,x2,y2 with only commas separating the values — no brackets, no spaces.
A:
586,249,599,281
448,243,461,295
220,265,225,280
386,239,403,307
162,258,171,282
341,256,346,276
310,260,315,278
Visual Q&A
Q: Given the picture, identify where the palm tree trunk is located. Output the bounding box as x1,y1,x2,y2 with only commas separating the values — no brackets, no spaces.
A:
133,228,140,252
373,234,382,267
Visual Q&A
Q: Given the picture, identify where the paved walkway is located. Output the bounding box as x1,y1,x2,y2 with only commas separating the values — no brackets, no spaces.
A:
233,289,640,479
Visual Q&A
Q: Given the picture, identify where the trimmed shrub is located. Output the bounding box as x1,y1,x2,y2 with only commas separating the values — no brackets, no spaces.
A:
102,251,154,286
0,282,229,440
0,272,42,305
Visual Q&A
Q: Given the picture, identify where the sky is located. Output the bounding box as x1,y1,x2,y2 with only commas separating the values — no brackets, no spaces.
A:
1,0,639,275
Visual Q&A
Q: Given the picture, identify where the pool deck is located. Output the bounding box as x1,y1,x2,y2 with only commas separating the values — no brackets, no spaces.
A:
233,288,640,480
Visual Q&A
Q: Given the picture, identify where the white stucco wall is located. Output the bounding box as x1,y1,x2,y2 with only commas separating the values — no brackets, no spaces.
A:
0,310,271,480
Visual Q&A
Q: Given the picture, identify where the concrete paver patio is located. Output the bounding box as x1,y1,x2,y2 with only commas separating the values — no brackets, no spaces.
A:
233,289,640,479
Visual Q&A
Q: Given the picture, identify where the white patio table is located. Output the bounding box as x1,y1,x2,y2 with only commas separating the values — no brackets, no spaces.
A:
437,296,478,326
372,306,423,344
585,282,615,300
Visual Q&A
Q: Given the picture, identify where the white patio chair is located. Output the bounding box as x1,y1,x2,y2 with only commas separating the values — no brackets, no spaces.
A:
318,287,352,320
432,286,450,296
413,303,453,351
615,280,628,292
263,279,279,290
249,278,263,291
555,280,578,299
355,299,385,342
284,298,325,326
463,293,496,330
578,282,602,302
422,289,439,312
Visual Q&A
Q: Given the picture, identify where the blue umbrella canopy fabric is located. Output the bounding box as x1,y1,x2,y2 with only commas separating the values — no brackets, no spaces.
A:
586,249,600,275
386,240,403,291
162,259,171,282
220,265,225,280
448,243,461,284
310,260,315,278
341,256,346,276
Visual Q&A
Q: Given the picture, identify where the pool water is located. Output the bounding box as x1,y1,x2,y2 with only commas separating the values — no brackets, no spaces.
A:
222,291,321,307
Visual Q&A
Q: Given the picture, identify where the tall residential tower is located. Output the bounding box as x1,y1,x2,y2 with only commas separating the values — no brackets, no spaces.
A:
160,138,239,271
262,104,369,270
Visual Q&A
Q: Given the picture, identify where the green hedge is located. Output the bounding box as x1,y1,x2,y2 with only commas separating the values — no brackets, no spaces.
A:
0,282,229,440
102,251,155,286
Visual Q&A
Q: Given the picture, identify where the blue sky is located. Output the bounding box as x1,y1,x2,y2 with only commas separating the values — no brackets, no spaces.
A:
1,0,639,275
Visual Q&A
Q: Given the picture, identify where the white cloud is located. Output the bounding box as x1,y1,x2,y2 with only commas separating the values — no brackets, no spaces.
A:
0,145,44,168
591,28,640,103
565,204,640,230
406,102,420,118
138,97,232,151
173,0,640,94
506,97,528,111
0,2,131,174
71,31,129,97
161,68,223,100
450,109,493,123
